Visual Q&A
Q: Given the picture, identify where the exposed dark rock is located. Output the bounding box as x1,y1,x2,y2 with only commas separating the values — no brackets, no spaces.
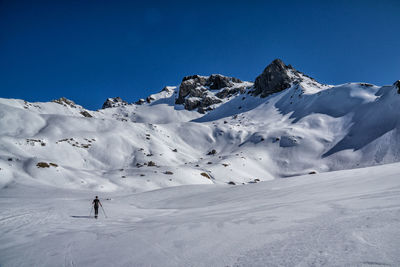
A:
359,83,373,87
207,149,217,155
175,74,245,111
206,74,242,90
228,181,236,185
252,59,293,98
135,99,146,105
184,97,202,111
200,172,211,179
146,96,155,103
182,74,208,83
394,80,400,94
190,87,208,98
102,97,128,109
215,86,246,99
176,75,208,104
80,111,92,118
197,106,214,114
201,96,222,107
52,97,77,108
183,94,222,111
147,161,156,167
36,162,50,168
161,86,173,92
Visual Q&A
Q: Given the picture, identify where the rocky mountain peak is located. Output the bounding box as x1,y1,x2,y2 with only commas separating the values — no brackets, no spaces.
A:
252,59,294,98
251,59,326,98
102,97,128,109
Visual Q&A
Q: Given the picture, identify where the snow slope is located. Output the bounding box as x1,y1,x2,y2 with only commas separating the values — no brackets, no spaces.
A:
1,75,400,192
0,162,399,266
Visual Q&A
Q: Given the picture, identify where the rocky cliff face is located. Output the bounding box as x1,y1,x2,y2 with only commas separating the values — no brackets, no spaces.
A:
102,97,128,109
394,80,400,93
173,59,319,113
252,59,295,98
100,59,329,113
175,74,249,113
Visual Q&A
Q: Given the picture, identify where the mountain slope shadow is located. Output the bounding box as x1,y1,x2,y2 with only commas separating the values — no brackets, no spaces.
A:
274,84,400,157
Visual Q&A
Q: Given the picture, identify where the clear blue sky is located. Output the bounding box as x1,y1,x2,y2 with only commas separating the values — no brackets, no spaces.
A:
1,0,399,110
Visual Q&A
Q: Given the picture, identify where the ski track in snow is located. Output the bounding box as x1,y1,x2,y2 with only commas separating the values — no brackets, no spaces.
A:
1,163,400,267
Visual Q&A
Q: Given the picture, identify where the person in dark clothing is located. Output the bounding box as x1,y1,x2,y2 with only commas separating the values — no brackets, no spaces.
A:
92,196,102,219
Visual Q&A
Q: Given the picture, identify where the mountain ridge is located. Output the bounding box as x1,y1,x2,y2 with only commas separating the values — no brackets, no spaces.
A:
1,59,399,192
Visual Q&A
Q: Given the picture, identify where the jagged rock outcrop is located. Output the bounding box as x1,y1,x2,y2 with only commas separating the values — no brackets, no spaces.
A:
207,74,242,90
252,59,294,98
52,97,77,108
394,80,400,94
184,95,223,113
135,99,146,105
80,111,92,118
146,96,155,103
176,75,208,105
175,74,245,112
215,87,246,99
102,97,128,109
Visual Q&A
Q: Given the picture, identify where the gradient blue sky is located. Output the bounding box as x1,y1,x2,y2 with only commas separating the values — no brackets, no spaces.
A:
1,0,399,110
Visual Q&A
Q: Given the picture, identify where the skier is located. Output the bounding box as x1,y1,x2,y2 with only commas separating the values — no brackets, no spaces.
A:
92,196,102,219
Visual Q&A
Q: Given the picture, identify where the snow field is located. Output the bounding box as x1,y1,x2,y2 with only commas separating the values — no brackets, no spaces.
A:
2,80,400,192
0,162,399,266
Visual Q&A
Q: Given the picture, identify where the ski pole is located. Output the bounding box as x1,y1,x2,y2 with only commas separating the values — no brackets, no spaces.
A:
101,205,108,218
89,205,93,217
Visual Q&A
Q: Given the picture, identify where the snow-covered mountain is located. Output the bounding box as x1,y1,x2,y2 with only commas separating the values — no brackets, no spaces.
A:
2,59,400,267
1,59,400,192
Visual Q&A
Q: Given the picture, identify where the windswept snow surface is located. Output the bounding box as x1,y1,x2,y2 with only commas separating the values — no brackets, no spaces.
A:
0,163,399,266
